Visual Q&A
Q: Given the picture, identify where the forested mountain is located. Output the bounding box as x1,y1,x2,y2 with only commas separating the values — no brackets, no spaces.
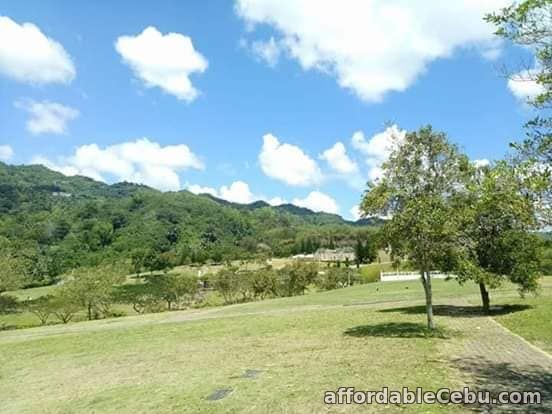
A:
0,162,380,287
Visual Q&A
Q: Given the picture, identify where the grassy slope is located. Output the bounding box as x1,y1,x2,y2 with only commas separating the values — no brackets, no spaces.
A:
1,279,550,413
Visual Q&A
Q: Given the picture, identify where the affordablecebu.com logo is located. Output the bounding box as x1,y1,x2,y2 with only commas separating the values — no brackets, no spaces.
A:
323,387,542,406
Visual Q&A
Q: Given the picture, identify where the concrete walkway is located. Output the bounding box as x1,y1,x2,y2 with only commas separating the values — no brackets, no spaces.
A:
441,299,552,413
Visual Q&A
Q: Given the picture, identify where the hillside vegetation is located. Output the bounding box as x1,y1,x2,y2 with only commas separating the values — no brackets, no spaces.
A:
0,162,379,288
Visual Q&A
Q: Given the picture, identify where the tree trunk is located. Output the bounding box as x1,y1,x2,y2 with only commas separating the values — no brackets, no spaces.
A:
87,303,92,321
420,271,435,330
479,282,490,314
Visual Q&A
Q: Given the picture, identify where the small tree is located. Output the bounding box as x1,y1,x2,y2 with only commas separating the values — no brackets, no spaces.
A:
27,295,54,325
455,162,541,312
63,264,125,320
51,288,81,323
147,272,199,310
277,262,318,296
210,267,241,304
361,125,471,329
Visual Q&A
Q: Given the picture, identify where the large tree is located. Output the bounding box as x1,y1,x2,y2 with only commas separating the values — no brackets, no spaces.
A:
487,0,552,226
455,162,541,313
361,126,471,329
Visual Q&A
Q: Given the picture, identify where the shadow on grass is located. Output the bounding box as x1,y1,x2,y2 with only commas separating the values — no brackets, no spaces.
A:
451,356,552,413
344,322,450,339
379,304,531,318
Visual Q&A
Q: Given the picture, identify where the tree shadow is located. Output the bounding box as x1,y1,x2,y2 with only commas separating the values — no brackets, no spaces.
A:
344,322,450,339
452,356,552,413
379,304,531,318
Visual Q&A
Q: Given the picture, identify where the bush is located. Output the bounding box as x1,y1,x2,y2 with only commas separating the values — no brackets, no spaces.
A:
276,262,318,296
209,267,242,304
358,265,381,284
0,294,18,314
146,272,200,310
26,295,55,325
315,267,357,290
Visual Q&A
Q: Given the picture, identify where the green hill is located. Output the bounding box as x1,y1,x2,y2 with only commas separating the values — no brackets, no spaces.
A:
0,162,378,287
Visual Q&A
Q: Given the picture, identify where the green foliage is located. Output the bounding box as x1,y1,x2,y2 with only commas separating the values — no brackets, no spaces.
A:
113,283,164,314
455,162,542,311
145,273,199,310
315,267,357,290
361,125,472,329
25,295,55,325
0,162,378,286
61,264,126,320
486,1,552,226
0,294,18,314
276,262,318,297
0,252,26,293
209,268,242,304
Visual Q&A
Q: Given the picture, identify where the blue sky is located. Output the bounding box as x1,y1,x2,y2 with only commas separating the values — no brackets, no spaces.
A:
0,0,541,219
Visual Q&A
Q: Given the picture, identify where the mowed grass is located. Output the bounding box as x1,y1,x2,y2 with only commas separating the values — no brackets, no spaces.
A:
0,278,549,413
483,277,552,354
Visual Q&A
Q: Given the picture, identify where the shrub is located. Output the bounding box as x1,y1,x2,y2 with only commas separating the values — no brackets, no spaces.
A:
315,267,357,290
0,294,18,314
276,262,318,296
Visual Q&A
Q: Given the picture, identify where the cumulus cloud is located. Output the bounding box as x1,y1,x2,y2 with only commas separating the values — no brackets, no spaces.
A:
267,196,286,206
507,68,546,103
219,181,256,204
15,100,79,135
259,133,322,186
187,184,218,197
235,0,508,101
115,26,208,101
351,125,406,181
0,16,75,84
320,141,358,175
0,145,14,161
187,181,286,206
292,191,339,214
32,138,204,191
349,205,361,221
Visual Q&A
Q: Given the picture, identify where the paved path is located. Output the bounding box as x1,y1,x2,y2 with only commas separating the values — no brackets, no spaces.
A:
441,299,552,413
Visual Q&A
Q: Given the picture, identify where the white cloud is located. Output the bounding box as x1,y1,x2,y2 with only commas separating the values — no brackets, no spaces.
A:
349,205,361,221
219,181,255,203
351,125,406,181
32,138,204,191
187,181,286,206
0,145,14,161
250,36,282,67
507,68,545,103
259,133,322,186
15,100,79,135
235,0,508,102
0,16,75,84
115,26,208,101
187,184,218,197
473,158,490,168
267,196,286,206
292,191,339,214
320,141,358,174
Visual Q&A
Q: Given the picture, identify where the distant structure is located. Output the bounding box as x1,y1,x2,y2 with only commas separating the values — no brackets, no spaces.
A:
293,248,355,262
380,271,454,282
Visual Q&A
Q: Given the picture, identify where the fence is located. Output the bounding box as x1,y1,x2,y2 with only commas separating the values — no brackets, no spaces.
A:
379,271,455,282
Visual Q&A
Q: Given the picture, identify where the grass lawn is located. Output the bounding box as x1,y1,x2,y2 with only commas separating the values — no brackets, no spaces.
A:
0,278,549,413
486,277,552,354
0,304,462,413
